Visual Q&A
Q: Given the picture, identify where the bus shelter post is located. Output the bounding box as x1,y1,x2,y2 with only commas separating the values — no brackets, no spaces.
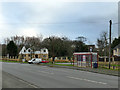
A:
91,54,92,68
97,53,99,68
73,55,74,66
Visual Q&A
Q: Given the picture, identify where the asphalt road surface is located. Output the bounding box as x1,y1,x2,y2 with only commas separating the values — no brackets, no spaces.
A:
2,62,118,88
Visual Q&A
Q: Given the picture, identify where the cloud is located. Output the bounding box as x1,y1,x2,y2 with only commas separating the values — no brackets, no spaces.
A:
0,3,9,43
0,3,6,29
0,1,118,44
0,0,119,2
18,27,37,37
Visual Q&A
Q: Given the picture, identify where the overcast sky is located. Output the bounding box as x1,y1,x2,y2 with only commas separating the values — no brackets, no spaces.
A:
0,0,118,45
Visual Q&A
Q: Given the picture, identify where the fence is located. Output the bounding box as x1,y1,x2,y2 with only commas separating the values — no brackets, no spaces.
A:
48,57,73,63
98,61,119,70
1,56,73,63
1,56,20,61
99,56,120,62
98,56,120,69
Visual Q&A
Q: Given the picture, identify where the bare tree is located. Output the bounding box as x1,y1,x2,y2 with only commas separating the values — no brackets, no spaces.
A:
97,31,108,56
42,36,73,64
3,35,43,56
4,38,10,45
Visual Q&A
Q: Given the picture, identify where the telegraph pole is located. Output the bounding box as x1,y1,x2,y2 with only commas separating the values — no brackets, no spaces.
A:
109,20,112,69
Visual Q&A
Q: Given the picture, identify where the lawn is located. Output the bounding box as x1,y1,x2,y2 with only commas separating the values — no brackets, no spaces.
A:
0,60,28,63
40,62,73,66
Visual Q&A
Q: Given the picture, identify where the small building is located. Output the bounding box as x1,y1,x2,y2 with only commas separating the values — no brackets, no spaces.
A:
73,52,98,68
87,45,95,52
19,46,49,61
113,44,120,57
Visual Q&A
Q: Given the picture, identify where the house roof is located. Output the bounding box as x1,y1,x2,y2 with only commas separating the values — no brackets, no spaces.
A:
19,46,26,54
34,51,41,54
113,44,120,50
19,46,48,54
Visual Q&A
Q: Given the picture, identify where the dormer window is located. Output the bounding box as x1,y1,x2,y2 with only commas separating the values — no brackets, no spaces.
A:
28,49,31,52
24,50,26,52
44,50,46,52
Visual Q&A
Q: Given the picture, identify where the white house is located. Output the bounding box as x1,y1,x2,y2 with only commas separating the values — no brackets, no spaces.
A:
19,46,49,61
113,44,120,57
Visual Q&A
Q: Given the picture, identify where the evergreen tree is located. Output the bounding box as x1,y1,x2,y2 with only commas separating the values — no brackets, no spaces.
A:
74,36,88,52
111,36,120,49
7,41,18,58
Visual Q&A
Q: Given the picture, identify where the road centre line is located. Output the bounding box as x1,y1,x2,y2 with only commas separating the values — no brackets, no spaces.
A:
66,76,107,85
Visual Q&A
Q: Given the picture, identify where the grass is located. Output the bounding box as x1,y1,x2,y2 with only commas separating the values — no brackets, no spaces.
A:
42,62,119,70
99,64,120,67
110,64,120,67
40,62,73,66
0,60,28,63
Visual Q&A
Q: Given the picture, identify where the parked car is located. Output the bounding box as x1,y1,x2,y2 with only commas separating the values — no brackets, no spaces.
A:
41,60,49,63
28,58,42,64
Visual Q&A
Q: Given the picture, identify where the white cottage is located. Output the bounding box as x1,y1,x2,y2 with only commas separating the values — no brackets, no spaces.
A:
19,46,49,61
113,44,120,57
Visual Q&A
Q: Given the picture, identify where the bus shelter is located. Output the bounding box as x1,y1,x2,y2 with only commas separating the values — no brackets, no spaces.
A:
73,52,98,68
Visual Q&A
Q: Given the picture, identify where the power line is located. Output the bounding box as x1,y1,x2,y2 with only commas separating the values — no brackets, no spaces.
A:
0,22,119,25
0,22,83,25
112,22,120,25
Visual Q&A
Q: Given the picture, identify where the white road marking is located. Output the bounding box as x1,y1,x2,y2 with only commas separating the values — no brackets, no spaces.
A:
66,76,107,85
19,79,38,88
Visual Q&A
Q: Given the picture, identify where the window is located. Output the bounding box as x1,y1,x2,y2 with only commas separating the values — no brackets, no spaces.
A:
44,50,46,52
43,55,46,57
33,59,35,61
24,50,26,52
28,49,31,52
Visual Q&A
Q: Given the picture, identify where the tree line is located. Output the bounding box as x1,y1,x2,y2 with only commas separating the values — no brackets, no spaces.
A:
1,32,119,59
97,31,120,56
1,35,89,59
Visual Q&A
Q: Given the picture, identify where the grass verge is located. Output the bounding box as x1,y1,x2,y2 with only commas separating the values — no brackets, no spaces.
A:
0,60,27,63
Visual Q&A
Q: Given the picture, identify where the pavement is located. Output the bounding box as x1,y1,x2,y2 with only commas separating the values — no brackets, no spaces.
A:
40,64,119,76
2,62,119,88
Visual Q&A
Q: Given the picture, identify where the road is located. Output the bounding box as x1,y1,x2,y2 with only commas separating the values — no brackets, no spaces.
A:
2,62,118,88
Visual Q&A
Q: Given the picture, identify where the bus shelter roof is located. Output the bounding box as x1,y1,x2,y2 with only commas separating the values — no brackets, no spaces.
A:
73,52,98,55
